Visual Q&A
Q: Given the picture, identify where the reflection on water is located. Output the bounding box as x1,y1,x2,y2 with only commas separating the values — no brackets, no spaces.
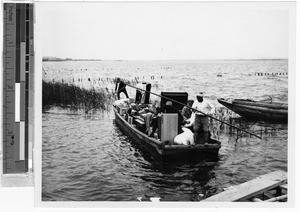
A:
42,60,288,201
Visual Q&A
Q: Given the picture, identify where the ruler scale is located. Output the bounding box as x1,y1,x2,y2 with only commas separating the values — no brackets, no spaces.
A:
3,3,34,174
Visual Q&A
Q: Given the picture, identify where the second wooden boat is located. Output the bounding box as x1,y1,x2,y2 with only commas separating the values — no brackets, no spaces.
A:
217,98,288,122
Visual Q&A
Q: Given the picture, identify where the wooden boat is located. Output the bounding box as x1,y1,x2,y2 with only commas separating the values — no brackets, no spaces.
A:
114,107,221,163
202,170,287,202
217,98,288,122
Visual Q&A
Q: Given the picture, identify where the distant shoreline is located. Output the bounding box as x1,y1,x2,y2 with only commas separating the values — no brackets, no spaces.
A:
42,57,102,62
42,57,288,62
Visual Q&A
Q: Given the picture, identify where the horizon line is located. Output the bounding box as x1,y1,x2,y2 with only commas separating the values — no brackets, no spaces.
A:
42,57,288,61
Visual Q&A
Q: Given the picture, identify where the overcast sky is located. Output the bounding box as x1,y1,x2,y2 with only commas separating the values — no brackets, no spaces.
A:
37,2,289,60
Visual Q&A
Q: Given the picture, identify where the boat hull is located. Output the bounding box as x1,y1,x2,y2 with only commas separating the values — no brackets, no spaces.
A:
202,170,287,202
114,109,221,163
217,98,288,122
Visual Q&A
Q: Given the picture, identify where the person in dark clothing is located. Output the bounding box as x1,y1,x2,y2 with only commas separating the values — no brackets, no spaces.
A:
149,106,162,137
115,78,129,100
181,100,194,121
135,89,142,104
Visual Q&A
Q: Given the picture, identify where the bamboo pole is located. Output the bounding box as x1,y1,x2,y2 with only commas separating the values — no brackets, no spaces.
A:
125,83,262,139
264,194,287,202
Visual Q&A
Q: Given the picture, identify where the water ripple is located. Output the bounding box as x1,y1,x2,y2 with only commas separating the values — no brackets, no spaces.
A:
42,60,288,201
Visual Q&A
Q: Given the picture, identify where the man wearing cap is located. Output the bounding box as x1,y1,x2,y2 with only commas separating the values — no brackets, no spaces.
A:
191,92,215,144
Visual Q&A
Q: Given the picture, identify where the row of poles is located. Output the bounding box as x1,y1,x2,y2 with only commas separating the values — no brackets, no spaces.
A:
48,76,164,83
252,72,288,76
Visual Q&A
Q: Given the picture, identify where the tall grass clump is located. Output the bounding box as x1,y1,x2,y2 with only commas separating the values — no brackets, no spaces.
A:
43,80,114,112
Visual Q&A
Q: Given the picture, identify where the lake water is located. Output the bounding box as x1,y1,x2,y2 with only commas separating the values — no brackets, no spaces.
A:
42,60,288,201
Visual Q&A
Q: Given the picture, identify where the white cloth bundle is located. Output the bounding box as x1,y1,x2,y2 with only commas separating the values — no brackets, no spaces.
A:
173,127,194,145
114,98,130,107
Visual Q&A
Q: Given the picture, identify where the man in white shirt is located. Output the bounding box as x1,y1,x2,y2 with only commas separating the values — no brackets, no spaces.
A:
191,92,215,144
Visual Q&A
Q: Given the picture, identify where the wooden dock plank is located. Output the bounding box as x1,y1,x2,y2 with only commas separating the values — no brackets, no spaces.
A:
203,170,287,202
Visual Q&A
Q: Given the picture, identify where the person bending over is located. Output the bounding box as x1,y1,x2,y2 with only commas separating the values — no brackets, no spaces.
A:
115,77,129,100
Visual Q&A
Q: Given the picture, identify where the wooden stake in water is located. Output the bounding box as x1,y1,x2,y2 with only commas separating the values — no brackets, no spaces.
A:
2,3,34,173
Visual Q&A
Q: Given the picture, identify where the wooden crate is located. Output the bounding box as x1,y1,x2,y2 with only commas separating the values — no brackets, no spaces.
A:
134,118,146,132
158,114,178,142
128,116,133,125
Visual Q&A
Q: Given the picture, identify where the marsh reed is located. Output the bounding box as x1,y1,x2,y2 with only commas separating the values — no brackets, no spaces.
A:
43,80,115,112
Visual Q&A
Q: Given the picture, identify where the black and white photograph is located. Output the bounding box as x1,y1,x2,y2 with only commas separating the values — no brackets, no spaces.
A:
36,1,295,205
